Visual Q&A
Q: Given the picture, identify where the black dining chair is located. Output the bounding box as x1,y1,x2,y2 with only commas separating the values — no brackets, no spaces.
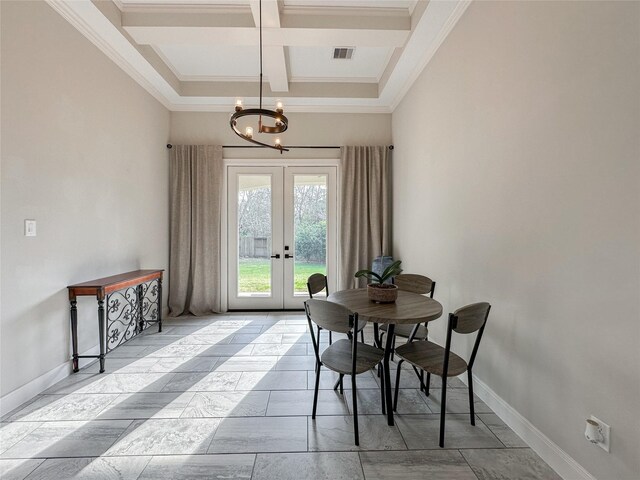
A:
307,273,366,344
378,274,435,390
392,302,491,447
305,298,384,445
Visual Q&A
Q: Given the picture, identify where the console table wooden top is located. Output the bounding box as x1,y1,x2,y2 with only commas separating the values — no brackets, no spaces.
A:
68,269,164,299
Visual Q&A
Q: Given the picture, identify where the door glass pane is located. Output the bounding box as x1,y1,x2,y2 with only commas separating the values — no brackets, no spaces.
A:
293,175,327,295
238,175,272,296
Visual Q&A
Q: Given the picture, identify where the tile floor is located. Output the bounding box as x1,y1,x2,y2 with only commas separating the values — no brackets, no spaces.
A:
0,312,561,479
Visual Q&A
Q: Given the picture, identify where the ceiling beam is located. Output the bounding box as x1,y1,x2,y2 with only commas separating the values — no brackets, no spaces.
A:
181,81,378,99
248,0,288,92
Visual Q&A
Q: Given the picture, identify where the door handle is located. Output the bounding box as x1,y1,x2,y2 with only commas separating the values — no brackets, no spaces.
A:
284,253,294,259
270,254,280,259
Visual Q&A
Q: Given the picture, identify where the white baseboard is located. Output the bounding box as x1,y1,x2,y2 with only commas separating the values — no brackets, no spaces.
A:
465,374,596,480
0,345,99,417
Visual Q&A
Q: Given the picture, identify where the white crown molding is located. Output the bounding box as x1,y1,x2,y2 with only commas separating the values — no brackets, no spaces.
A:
118,3,251,14
463,374,597,480
385,0,472,112
282,5,410,18
47,0,469,113
289,76,378,84
46,0,177,110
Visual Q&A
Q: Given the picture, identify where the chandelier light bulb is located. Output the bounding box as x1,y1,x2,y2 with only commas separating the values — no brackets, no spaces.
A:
275,101,284,113
245,126,253,138
275,138,281,146
235,99,243,111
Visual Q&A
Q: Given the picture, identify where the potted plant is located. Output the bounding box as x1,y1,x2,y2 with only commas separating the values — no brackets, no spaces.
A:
355,260,403,303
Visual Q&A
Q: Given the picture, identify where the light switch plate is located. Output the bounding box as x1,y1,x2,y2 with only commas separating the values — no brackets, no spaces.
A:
25,219,36,237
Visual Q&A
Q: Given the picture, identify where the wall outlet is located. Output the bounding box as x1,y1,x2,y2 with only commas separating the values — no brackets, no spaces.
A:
24,219,37,237
590,415,610,452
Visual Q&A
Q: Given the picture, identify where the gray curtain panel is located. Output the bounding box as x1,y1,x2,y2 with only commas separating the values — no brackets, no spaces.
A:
339,145,392,289
169,145,223,315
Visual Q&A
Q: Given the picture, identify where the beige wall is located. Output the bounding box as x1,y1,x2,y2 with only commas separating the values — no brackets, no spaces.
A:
392,1,639,479
0,1,170,397
170,112,391,159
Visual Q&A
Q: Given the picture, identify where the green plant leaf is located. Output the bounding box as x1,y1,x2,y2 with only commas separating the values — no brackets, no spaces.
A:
354,269,383,283
379,260,403,282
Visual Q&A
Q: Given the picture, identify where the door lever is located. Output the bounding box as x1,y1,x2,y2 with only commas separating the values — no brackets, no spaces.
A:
284,253,294,259
270,254,281,259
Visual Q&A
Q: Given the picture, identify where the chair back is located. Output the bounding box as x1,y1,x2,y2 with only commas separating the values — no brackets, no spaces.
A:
453,302,491,334
443,302,491,375
394,274,435,297
305,299,354,334
307,273,328,298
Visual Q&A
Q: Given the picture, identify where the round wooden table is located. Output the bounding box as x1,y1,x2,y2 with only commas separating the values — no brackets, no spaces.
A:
327,288,443,426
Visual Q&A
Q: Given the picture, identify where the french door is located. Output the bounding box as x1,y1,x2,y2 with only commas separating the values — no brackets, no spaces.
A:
227,165,337,310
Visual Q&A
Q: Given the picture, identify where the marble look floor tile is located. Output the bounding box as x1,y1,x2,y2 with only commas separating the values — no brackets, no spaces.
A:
308,370,378,390
395,414,503,449
208,416,307,453
161,326,212,335
253,452,364,480
181,391,269,418
282,333,312,343
74,373,173,394
0,420,132,459
229,333,283,344
345,388,432,415
174,334,233,346
0,423,42,454
42,374,102,395
138,454,255,480
359,449,477,480
5,394,119,422
106,418,220,456
308,415,407,451
82,358,158,374
262,324,308,334
422,387,492,414
125,335,183,346
146,356,219,373
192,344,254,356
197,326,263,335
96,392,195,419
142,344,211,358
477,413,527,447
275,356,317,370
214,356,279,371
24,455,151,480
236,371,307,391
461,448,562,480
106,346,150,358
0,458,44,480
251,344,308,356
161,372,241,392
266,390,349,416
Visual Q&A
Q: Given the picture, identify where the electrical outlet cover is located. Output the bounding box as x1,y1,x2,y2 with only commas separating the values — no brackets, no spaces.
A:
590,415,610,452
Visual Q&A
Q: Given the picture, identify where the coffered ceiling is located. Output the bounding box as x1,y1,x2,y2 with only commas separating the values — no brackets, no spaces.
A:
47,0,470,112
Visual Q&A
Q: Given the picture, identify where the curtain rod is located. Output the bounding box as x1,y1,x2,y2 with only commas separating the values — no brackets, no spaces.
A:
166,144,394,150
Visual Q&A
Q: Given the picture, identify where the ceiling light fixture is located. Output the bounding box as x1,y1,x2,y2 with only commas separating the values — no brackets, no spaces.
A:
230,0,288,153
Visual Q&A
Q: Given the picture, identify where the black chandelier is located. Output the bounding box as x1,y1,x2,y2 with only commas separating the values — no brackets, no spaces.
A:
229,0,289,153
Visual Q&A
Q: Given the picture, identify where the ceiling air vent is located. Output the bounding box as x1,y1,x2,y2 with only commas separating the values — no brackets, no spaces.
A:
333,47,355,60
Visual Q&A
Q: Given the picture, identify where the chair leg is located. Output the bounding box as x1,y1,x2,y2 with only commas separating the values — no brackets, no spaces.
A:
439,376,447,448
391,335,396,361
360,329,365,343
312,364,321,419
420,370,425,392
333,374,344,394
351,375,359,446
393,359,403,412
329,331,332,345
425,372,431,397
468,369,475,426
380,365,386,414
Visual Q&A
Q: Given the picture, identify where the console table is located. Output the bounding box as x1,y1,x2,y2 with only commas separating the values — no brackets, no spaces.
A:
68,269,164,373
